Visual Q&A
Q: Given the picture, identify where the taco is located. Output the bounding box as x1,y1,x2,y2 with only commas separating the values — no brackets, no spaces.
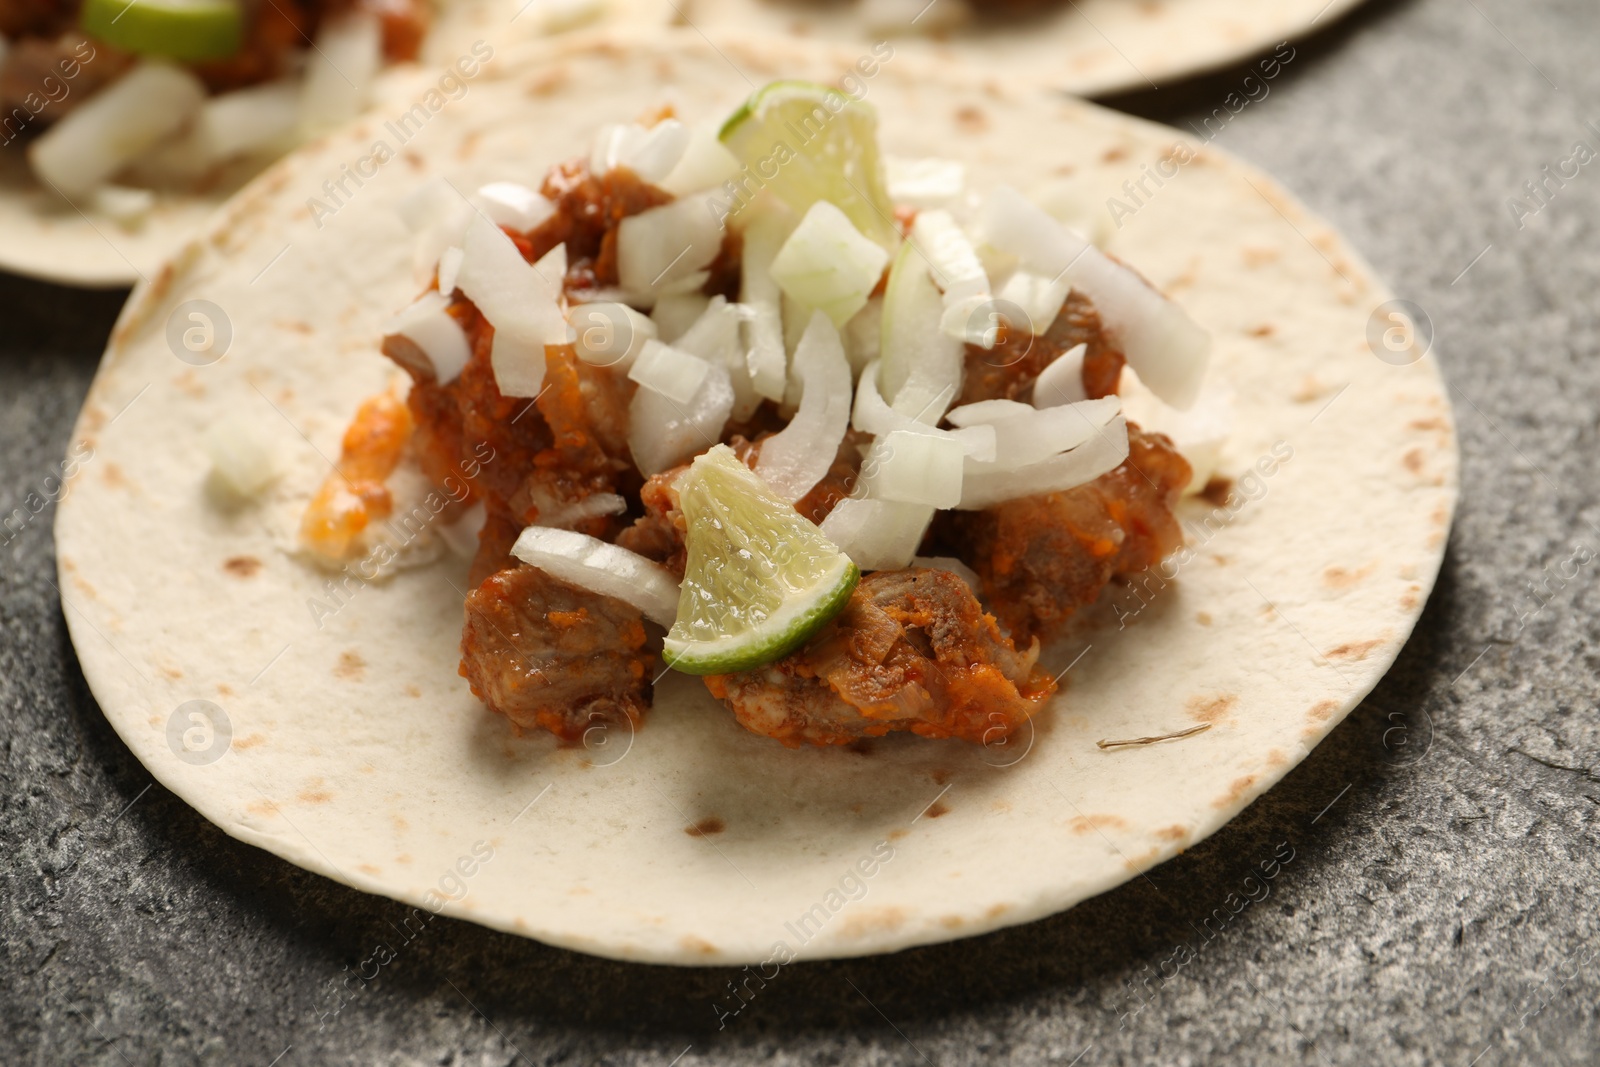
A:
657,0,1367,98
56,32,1456,965
0,0,536,287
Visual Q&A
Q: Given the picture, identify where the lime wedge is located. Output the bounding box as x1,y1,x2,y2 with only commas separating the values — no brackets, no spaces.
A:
82,0,244,63
719,80,899,249
663,444,860,675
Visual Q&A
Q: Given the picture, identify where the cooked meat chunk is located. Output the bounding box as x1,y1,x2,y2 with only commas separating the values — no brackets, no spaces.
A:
957,289,1126,406
705,568,1056,748
934,423,1191,644
460,566,654,742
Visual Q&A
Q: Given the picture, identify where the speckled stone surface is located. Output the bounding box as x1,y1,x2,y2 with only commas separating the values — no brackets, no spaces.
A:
4,0,1599,1063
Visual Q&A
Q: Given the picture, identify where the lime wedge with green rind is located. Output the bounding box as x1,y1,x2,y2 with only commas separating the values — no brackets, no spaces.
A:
719,80,899,250
82,0,244,63
663,444,860,675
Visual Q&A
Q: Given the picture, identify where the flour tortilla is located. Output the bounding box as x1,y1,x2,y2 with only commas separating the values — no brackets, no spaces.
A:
662,0,1366,98
0,0,565,288
55,32,1456,965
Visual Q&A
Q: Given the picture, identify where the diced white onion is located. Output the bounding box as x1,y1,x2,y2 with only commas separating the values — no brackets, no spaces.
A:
947,395,1121,472
909,210,993,346
439,501,486,558
518,0,606,33
475,182,555,233
616,194,724,293
204,420,276,498
530,242,567,303
510,526,681,627
911,555,983,591
628,340,711,405
383,290,471,384
536,492,629,529
299,11,381,138
1031,342,1088,408
819,496,935,572
958,415,1130,510
195,80,300,163
436,246,464,295
627,363,734,476
842,296,882,376
755,312,853,502
30,62,206,199
868,429,965,508
885,157,966,210
878,239,965,423
591,120,691,184
661,123,741,196
770,201,890,328
457,217,571,397
998,269,1071,338
1118,366,1234,494
740,209,793,402
571,302,656,371
852,359,995,461
651,291,712,342
674,296,759,421
91,185,155,230
978,185,1210,409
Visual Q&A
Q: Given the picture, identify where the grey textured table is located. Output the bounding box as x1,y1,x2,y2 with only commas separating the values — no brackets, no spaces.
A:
4,0,1599,1063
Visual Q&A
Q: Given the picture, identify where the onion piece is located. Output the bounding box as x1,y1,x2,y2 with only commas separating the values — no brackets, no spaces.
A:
511,526,680,627
628,340,711,405
382,290,471,384
517,0,606,32
1118,366,1234,494
998,268,1071,338
530,241,566,303
436,246,464,295
651,290,712,342
909,210,993,346
92,185,155,229
590,120,691,184
852,359,995,461
841,296,882,376
204,420,276,499
674,296,759,422
661,123,741,196
819,496,935,573
947,395,1121,471
475,182,555,233
878,238,965,423
571,302,656,371
195,80,300,163
770,201,890,328
755,312,853,501
1031,342,1088,408
30,62,206,198
867,429,965,508
958,415,1130,510
978,185,1210,409
628,362,734,475
885,157,966,210
617,194,724,294
298,11,381,138
537,492,629,529
457,216,570,396
740,209,793,402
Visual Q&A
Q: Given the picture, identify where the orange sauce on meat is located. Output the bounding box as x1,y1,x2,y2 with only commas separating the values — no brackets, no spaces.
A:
300,391,414,562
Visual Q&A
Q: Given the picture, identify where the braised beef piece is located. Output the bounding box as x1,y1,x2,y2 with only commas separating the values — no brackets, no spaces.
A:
933,423,1191,645
957,289,1126,406
460,566,654,743
705,568,1055,748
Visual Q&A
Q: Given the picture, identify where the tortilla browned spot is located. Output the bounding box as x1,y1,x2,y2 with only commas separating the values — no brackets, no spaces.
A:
1155,825,1187,843
1215,775,1257,809
1308,700,1340,722
335,650,366,679
1187,694,1237,723
685,817,726,838
1069,814,1128,835
1326,637,1386,662
1322,564,1373,589
1200,476,1233,506
925,802,951,819
234,734,266,750
1404,448,1426,473
223,555,262,578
